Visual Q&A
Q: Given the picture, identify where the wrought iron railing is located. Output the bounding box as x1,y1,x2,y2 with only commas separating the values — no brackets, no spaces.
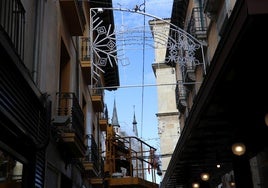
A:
181,64,197,83
80,37,90,61
56,92,84,140
91,81,104,96
176,81,187,99
85,134,99,172
0,0,25,60
99,104,108,119
175,80,187,113
187,7,207,39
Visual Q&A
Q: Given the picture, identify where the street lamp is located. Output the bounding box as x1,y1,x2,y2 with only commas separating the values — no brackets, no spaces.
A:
201,173,210,181
192,182,200,188
231,142,246,156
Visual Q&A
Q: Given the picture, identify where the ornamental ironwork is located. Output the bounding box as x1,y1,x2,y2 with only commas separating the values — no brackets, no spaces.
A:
89,7,206,88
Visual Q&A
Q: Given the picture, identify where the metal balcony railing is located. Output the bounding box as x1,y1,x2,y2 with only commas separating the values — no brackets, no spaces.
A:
80,37,91,61
175,79,201,121
98,105,109,131
80,36,93,85
100,104,108,119
85,134,99,172
0,0,25,60
184,64,198,85
176,81,187,99
187,7,207,39
56,92,84,140
90,81,105,112
92,81,104,96
175,80,187,113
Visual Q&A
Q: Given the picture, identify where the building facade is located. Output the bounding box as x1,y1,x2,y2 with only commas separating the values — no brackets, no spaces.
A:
0,0,119,187
149,19,180,179
161,0,268,188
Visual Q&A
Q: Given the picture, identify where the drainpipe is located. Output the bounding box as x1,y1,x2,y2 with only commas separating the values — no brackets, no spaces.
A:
76,37,80,97
32,0,43,83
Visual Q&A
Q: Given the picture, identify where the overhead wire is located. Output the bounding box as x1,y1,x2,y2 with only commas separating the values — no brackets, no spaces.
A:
95,0,174,140
140,0,146,139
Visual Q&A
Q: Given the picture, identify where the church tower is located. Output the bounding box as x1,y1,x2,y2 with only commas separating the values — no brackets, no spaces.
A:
132,106,138,137
111,98,120,134
149,19,180,179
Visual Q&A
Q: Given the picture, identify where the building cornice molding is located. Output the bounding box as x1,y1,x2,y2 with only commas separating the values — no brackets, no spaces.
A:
156,112,179,117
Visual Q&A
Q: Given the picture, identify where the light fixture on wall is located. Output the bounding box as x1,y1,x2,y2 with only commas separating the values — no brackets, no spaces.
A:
215,152,221,168
231,142,246,156
192,182,200,188
200,172,210,181
265,113,268,126
230,174,235,187
230,181,235,187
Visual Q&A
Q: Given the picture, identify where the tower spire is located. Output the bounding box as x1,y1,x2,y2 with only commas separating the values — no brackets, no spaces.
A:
111,98,120,127
132,105,138,137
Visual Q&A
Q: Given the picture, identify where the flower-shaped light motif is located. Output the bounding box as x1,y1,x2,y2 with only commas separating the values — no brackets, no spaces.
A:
89,8,206,89
107,40,116,50
98,58,107,66
97,26,106,35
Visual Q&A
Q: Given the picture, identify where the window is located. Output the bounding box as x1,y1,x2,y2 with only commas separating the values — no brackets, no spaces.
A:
0,149,23,186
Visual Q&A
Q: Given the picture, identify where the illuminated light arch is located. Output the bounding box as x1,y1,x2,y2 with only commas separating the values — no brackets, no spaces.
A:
89,7,207,88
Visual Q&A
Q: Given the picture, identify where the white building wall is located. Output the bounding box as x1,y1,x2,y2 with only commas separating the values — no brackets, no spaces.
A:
150,19,180,179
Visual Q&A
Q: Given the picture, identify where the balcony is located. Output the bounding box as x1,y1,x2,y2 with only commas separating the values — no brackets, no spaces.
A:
53,92,86,158
99,118,108,132
175,81,187,113
59,0,85,36
82,134,100,176
80,37,91,85
185,65,196,83
187,7,207,40
181,64,196,85
0,0,25,60
91,83,104,112
99,105,108,131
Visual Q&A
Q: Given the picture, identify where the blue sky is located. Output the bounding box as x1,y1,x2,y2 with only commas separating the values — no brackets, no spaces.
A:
104,0,173,151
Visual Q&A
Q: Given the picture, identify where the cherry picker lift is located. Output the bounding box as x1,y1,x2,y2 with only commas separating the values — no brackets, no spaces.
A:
103,125,161,188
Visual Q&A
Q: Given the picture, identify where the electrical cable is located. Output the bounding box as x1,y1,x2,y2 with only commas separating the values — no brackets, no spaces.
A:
140,0,146,139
